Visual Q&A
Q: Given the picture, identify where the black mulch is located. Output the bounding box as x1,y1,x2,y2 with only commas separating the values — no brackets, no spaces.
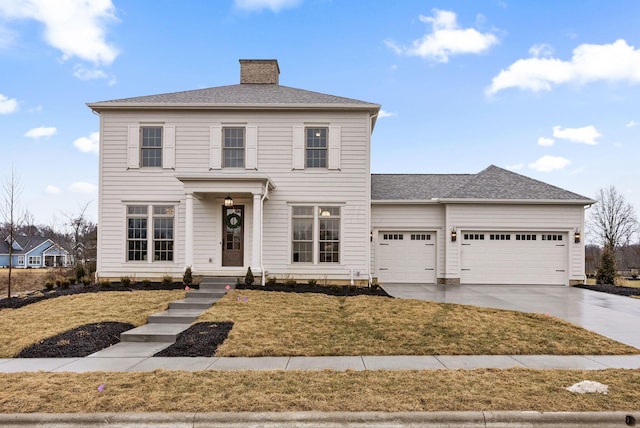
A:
154,322,234,357
236,282,391,297
0,282,191,310
574,283,640,297
16,322,134,358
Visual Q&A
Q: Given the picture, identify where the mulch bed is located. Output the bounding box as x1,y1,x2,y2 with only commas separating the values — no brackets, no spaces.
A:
236,282,391,297
154,322,234,357
0,282,191,310
574,283,640,297
16,322,135,358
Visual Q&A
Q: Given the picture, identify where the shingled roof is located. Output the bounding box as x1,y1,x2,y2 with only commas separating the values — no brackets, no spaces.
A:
372,165,595,203
87,84,380,111
0,236,54,255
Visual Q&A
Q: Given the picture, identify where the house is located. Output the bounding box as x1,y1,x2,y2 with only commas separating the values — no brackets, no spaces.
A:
88,59,594,286
0,236,71,268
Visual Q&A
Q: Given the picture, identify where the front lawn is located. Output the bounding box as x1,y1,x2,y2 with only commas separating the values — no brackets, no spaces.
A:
200,290,638,356
0,290,185,358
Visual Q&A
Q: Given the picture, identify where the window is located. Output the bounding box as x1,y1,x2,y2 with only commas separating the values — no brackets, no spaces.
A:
141,126,162,167
411,234,431,240
383,234,404,240
306,127,327,168
223,127,245,168
464,234,484,240
28,256,41,266
516,234,537,241
153,206,174,261
127,206,148,261
17,256,24,265
542,234,563,241
292,205,340,263
490,234,510,240
126,204,175,262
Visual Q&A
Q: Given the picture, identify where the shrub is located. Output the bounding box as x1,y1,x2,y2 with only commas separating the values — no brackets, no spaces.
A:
44,281,54,290
99,279,111,288
142,279,152,288
370,277,379,291
183,267,193,285
161,275,173,287
596,246,616,285
266,276,277,286
308,278,317,286
81,276,91,286
75,264,86,282
120,276,131,287
68,277,77,285
60,279,70,289
284,276,296,288
244,267,255,286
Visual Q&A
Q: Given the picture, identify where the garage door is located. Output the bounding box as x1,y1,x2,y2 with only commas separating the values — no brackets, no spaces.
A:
377,232,436,283
460,232,567,285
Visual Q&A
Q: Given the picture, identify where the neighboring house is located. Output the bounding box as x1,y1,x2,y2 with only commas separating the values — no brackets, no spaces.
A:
88,59,594,286
0,236,71,268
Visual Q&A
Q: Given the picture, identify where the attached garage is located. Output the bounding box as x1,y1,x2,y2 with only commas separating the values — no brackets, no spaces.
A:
460,231,568,285
376,231,437,284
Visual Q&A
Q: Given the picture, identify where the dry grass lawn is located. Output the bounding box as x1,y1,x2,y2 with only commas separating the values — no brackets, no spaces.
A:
0,268,50,295
0,290,184,357
586,277,640,288
0,369,639,413
201,290,638,356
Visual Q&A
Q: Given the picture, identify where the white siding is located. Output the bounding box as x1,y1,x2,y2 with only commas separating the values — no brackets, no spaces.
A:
98,110,371,281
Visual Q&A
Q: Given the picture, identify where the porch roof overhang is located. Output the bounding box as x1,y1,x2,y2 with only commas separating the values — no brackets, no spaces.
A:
175,173,275,197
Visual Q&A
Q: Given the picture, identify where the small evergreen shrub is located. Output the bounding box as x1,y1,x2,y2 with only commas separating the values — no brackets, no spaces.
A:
244,267,255,285
183,267,193,285
120,276,131,287
596,246,616,285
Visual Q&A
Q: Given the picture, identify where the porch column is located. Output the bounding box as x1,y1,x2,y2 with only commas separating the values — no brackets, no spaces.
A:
185,193,194,268
252,192,262,271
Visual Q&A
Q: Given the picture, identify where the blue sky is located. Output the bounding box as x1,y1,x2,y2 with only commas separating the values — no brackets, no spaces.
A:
1,0,640,231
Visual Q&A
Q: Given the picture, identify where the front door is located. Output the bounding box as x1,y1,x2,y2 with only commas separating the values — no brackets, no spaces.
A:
222,205,244,266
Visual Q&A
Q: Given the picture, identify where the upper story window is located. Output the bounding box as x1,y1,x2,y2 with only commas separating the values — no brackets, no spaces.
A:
141,126,162,167
223,127,245,168
306,127,327,168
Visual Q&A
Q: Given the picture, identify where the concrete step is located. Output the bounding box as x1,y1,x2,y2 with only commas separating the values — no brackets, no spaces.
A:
147,309,203,324
200,277,238,286
120,323,189,343
185,290,226,299
169,298,217,310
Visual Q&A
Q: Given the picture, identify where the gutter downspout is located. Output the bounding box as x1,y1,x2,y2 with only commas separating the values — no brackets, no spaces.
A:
367,111,379,286
260,182,269,286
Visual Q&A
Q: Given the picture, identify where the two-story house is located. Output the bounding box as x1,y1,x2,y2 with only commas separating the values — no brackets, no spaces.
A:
88,59,594,286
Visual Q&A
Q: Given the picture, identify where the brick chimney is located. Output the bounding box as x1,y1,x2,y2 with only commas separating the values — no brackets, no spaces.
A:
239,59,280,84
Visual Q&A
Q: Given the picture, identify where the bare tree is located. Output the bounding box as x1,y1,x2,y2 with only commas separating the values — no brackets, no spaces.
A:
63,201,94,267
589,186,639,250
0,167,24,298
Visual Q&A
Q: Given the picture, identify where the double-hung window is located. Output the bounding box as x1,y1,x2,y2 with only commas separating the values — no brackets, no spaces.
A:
127,204,174,262
141,126,162,167
292,205,340,264
305,128,327,168
223,127,245,168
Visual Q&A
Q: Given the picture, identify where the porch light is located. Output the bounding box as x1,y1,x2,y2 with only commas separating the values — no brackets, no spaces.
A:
574,230,581,244
451,228,457,242
320,210,331,217
224,195,234,208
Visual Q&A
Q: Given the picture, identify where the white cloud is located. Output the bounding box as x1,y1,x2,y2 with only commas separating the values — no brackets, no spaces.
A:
537,137,555,147
69,182,97,193
0,0,119,65
528,43,553,58
552,125,601,145
73,131,99,154
0,93,18,114
529,155,571,172
73,64,107,80
385,9,499,63
378,110,396,118
25,126,57,138
626,120,639,128
506,163,524,171
488,39,640,95
234,0,301,12
45,185,61,195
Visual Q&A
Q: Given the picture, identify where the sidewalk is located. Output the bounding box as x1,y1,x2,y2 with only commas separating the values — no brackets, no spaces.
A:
1,349,640,373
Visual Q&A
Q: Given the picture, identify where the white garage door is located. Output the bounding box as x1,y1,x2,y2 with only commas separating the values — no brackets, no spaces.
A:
460,232,567,285
377,232,436,283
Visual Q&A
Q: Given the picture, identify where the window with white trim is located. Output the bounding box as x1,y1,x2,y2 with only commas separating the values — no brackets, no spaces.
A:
28,256,41,266
127,204,175,262
292,205,340,263
306,127,327,168
141,126,162,167
17,255,24,265
223,127,245,168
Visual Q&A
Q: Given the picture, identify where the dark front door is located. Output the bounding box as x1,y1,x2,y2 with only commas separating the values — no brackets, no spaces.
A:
222,205,244,266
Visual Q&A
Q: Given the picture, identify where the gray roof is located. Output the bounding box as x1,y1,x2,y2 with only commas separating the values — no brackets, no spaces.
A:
0,236,53,255
88,84,380,111
372,165,595,203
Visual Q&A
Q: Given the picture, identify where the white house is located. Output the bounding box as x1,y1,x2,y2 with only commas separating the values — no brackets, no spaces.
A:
88,59,594,286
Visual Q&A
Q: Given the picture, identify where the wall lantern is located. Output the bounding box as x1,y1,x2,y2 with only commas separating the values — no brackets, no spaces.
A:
574,230,581,244
224,195,234,208
451,228,457,242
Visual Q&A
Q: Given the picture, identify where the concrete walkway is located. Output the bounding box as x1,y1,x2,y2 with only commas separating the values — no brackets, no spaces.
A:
382,283,640,349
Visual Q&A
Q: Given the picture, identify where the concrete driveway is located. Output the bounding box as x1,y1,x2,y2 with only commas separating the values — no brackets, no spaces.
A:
381,283,640,349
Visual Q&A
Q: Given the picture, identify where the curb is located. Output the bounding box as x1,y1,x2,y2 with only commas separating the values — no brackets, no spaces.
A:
0,411,637,427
